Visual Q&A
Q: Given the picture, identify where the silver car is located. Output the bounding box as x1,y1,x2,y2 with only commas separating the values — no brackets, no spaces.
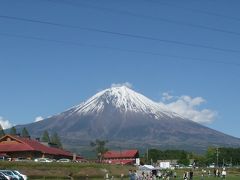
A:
0,171,19,180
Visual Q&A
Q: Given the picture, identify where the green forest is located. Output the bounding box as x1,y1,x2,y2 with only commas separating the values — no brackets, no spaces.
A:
146,147,240,167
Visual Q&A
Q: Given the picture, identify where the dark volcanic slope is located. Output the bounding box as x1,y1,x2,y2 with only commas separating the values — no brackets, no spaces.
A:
15,86,240,152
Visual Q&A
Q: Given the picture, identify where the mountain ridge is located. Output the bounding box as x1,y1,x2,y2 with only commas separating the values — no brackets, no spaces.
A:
15,86,240,153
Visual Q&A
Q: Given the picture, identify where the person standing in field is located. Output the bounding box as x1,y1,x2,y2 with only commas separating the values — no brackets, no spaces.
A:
129,169,135,180
189,169,193,180
183,171,187,180
214,169,216,177
121,173,124,180
222,168,227,179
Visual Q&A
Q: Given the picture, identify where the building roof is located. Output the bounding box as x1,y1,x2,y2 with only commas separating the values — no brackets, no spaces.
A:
0,135,72,157
103,149,138,159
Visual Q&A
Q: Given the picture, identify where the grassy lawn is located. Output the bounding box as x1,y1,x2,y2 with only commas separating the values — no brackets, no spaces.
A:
0,161,240,179
0,161,133,179
173,168,240,180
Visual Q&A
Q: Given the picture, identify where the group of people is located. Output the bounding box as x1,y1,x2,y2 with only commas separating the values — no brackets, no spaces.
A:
213,168,227,178
126,168,227,180
200,168,227,179
128,169,158,180
183,170,193,180
128,169,148,180
128,169,177,180
183,168,227,180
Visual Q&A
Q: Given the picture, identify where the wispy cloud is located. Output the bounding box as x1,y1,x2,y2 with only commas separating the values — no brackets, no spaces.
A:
159,93,217,124
111,82,133,88
0,116,13,129
34,116,44,122
162,92,174,101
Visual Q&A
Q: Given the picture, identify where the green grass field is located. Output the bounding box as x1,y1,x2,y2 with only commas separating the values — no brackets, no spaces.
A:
0,161,240,179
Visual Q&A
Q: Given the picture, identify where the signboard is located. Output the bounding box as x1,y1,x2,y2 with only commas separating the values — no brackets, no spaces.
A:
160,162,170,169
136,158,140,165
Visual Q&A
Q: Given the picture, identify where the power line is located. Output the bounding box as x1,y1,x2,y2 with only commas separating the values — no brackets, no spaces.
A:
143,0,240,23
1,32,240,67
1,15,240,54
40,0,240,37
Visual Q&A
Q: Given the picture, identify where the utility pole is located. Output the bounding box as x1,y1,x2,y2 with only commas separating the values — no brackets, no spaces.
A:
216,147,219,167
146,148,149,164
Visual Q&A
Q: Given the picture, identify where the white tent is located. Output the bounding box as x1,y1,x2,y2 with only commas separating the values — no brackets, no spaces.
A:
139,165,158,171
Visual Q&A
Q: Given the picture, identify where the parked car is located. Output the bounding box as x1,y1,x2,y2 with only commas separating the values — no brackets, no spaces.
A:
0,172,10,180
56,158,71,163
0,170,19,180
13,158,31,162
34,158,53,163
12,171,27,180
208,163,215,168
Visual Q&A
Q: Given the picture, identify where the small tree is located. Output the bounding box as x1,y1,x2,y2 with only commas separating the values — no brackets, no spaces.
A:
0,124,5,138
177,151,190,166
41,130,50,142
51,132,62,148
10,127,17,135
21,127,30,138
205,147,217,165
90,139,108,163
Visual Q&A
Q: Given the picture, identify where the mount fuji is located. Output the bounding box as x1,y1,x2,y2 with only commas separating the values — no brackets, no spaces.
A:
15,86,240,152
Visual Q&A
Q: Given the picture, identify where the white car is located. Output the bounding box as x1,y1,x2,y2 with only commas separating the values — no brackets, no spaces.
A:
209,164,215,168
34,158,53,163
57,158,71,163
0,172,11,180
12,170,27,180
0,170,19,180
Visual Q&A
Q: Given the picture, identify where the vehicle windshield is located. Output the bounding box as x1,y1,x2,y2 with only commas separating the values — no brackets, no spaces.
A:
2,171,13,175
12,171,18,175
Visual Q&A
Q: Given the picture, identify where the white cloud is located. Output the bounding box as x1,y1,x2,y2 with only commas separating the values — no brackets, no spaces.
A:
162,92,174,101
159,93,217,124
111,82,133,88
0,116,13,129
34,116,44,122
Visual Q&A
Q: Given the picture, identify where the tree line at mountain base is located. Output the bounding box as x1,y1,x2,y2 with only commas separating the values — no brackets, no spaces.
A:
145,147,240,167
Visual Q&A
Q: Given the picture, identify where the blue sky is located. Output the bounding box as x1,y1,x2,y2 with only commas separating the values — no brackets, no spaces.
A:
0,0,240,138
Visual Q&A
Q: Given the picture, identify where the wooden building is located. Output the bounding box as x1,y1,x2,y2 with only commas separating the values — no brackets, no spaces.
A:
0,134,75,160
103,149,139,165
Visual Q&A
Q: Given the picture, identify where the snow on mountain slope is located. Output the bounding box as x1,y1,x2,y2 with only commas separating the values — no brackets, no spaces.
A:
14,85,240,153
69,86,182,119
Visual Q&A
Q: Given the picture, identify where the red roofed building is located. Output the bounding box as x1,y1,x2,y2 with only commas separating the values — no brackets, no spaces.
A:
0,134,80,160
103,149,139,165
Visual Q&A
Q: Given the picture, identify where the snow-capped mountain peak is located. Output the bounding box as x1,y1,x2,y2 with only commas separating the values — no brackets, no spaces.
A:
71,86,181,119
16,86,240,153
